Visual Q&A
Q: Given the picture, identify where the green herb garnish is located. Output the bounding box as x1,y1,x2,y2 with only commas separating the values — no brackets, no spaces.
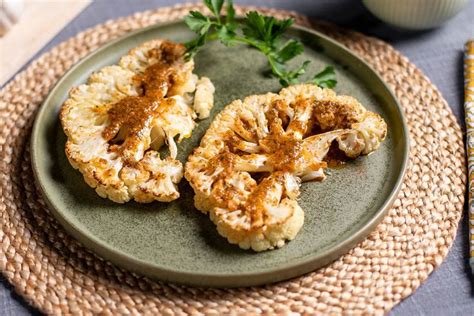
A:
184,0,337,88
310,66,337,88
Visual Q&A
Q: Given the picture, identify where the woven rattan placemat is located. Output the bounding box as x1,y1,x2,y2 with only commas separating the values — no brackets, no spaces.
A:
0,4,466,315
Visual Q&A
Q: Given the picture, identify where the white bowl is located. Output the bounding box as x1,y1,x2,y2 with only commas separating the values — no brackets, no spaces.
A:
363,0,469,30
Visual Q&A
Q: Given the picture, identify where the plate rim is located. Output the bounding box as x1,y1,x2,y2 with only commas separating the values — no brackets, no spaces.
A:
30,19,410,287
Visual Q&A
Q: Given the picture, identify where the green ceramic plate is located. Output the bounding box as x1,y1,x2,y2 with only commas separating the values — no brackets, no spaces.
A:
31,21,409,287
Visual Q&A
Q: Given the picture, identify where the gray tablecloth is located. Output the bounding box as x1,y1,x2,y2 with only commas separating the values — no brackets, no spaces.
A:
1,0,473,315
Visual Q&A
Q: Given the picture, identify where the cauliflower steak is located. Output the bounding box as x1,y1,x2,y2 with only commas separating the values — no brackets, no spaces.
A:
185,84,387,251
60,40,215,203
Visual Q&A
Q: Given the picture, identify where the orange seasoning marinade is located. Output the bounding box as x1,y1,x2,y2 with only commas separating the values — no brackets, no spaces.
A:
102,41,185,160
200,96,358,230
220,97,349,175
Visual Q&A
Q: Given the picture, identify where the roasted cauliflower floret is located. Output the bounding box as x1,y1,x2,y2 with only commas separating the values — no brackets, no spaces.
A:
185,84,387,251
60,40,215,203
194,77,215,119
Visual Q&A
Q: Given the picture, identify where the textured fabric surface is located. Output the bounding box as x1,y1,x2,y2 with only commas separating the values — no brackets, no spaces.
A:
0,0,473,315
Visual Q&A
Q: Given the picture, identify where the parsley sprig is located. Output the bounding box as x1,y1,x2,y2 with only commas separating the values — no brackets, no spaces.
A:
184,0,337,88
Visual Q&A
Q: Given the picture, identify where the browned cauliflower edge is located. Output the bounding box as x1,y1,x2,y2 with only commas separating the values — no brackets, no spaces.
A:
185,84,387,251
